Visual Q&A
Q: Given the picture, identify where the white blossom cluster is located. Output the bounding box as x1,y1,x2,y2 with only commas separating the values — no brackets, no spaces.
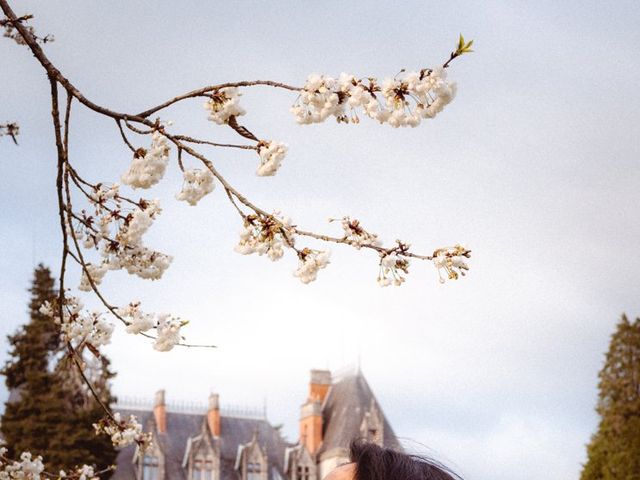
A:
0,449,44,479
73,196,173,286
61,310,114,348
117,200,162,246
93,413,152,450
0,448,102,480
121,131,170,189
118,302,155,334
109,245,173,281
234,214,294,261
40,296,114,348
78,263,108,292
87,183,119,211
433,245,470,283
335,217,381,249
256,141,288,177
176,168,215,206
117,302,184,351
205,87,245,125
60,465,98,480
293,249,331,284
153,314,185,352
377,254,410,287
291,68,456,128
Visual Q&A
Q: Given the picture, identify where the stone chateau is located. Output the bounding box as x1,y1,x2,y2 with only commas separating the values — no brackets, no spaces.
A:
111,369,401,480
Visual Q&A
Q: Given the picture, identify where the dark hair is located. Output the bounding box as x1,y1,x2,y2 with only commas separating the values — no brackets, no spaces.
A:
349,440,461,480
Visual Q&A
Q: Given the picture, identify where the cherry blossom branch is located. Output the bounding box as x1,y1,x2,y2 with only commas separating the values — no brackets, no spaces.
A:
2,0,473,286
3,0,473,295
1,13,53,45
135,80,302,119
2,0,474,458
64,179,218,350
66,342,116,422
0,450,115,479
172,133,258,151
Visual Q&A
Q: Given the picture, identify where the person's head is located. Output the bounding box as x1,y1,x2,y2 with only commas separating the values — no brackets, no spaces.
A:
324,440,461,480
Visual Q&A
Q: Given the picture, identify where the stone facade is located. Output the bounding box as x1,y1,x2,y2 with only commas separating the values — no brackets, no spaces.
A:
111,369,400,480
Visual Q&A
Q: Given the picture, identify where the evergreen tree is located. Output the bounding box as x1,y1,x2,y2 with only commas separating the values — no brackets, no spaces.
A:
2,264,58,389
581,314,640,480
1,265,117,472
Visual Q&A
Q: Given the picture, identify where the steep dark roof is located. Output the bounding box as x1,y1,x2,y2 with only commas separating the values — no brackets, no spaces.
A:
110,410,288,480
219,416,288,480
319,371,402,458
111,371,400,478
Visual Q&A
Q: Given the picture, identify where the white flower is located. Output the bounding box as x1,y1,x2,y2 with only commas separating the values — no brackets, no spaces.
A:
0,451,45,479
205,87,245,125
432,244,470,283
117,200,161,247
291,74,342,124
121,131,170,189
41,295,113,349
112,246,173,281
234,214,293,261
377,254,410,287
256,141,288,177
153,314,184,352
75,464,97,480
336,217,381,249
94,413,152,450
176,168,215,206
292,68,457,127
78,262,109,291
294,249,331,284
60,310,114,347
118,302,155,334
88,183,120,214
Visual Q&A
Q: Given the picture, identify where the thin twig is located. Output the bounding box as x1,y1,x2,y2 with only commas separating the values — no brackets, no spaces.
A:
116,118,136,152
173,134,258,151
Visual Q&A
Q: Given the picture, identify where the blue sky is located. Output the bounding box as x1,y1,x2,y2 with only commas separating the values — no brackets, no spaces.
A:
1,1,640,479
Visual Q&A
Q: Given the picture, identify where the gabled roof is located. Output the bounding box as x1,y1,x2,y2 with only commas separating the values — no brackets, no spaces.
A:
110,370,400,479
110,410,289,480
318,371,402,459
220,416,288,480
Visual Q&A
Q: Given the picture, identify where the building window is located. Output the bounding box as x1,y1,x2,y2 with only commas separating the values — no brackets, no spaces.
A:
192,455,216,480
142,455,159,480
296,465,311,480
247,461,262,480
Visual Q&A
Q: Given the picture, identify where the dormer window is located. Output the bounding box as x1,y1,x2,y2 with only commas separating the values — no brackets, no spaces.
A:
192,453,216,480
296,465,311,480
142,454,160,480
247,460,262,480
236,434,267,480
285,445,316,480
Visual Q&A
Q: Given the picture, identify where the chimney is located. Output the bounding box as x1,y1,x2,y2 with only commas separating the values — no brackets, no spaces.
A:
309,369,331,403
299,399,323,455
299,369,331,454
207,393,221,437
154,389,167,434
